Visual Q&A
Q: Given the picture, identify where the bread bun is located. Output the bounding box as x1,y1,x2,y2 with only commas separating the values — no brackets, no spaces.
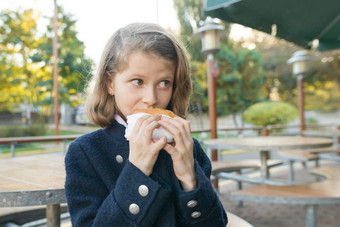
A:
124,108,175,142
133,108,177,118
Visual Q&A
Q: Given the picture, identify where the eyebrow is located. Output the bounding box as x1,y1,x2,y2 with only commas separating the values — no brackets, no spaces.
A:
126,73,174,80
159,74,174,80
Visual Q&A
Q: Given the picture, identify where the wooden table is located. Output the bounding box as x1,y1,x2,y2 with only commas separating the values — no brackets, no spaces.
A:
231,166,340,227
203,136,333,180
303,129,340,148
0,155,66,226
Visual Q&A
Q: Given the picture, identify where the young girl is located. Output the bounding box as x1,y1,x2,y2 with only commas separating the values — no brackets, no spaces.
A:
65,22,228,226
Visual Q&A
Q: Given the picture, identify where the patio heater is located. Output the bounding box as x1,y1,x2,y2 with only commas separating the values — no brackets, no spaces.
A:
287,50,310,136
194,17,225,161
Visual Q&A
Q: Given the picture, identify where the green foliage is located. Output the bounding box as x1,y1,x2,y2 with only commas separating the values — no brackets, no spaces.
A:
303,56,340,112
173,0,206,62
31,6,93,108
243,101,298,126
0,124,46,137
189,44,265,119
173,1,264,122
173,0,231,61
234,28,340,113
0,9,42,112
306,117,318,124
0,6,93,116
216,45,265,116
189,61,208,113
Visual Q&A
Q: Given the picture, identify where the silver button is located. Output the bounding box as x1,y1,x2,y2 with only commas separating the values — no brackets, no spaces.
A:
138,185,149,197
129,203,140,215
116,155,123,163
187,200,198,208
191,211,201,218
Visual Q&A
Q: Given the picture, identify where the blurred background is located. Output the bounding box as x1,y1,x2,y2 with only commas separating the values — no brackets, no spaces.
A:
0,0,339,139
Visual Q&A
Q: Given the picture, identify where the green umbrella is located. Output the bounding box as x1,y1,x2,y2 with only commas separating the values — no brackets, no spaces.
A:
204,0,340,51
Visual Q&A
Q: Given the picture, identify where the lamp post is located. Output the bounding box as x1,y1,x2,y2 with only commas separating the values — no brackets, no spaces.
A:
53,0,59,136
194,18,225,161
287,50,310,136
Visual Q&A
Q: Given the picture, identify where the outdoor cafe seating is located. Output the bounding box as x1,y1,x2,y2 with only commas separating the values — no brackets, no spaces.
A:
205,131,340,227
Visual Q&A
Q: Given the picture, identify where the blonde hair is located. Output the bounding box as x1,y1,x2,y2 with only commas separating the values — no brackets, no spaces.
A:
85,23,192,127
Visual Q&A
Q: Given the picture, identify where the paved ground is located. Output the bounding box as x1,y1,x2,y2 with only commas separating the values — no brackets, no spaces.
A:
217,161,340,227
2,122,339,226
1,158,339,226
52,160,340,227
59,161,340,227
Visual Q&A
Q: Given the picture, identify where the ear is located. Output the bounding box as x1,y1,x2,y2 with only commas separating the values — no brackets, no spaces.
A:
106,73,115,95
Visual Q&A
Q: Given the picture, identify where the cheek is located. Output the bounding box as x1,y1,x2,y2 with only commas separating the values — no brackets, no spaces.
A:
160,89,173,106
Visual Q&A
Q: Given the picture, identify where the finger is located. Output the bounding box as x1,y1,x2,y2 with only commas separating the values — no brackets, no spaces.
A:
159,118,183,142
172,117,192,136
162,143,175,156
160,117,191,142
140,115,162,139
144,120,161,141
131,115,161,139
130,115,150,137
144,114,162,124
152,136,167,151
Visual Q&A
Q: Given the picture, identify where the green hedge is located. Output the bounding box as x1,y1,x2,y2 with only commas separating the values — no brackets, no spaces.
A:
243,101,298,126
0,124,46,137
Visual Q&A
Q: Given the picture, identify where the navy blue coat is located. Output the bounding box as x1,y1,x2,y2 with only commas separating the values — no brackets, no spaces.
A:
65,120,228,226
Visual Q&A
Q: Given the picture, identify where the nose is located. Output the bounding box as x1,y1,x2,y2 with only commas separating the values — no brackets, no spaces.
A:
142,86,157,107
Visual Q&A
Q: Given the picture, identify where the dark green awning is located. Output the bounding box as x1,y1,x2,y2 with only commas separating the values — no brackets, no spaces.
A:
204,0,340,51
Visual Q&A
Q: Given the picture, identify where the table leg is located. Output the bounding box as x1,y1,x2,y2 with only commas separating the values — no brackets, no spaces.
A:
236,170,243,207
333,135,340,148
207,148,212,161
260,150,270,179
46,204,61,227
218,149,222,161
288,160,295,181
305,205,316,227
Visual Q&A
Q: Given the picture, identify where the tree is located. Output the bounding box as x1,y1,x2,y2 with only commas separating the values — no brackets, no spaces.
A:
0,7,93,121
173,0,206,62
303,52,340,112
0,8,45,117
231,26,340,113
218,45,265,126
191,45,265,126
173,0,264,128
32,5,93,109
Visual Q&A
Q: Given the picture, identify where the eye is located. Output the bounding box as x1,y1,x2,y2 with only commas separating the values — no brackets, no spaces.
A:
131,79,143,86
159,80,171,88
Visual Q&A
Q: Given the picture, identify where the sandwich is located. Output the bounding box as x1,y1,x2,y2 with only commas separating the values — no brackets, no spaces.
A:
124,108,176,142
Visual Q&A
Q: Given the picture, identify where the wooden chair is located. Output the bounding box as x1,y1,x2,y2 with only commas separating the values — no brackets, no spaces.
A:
278,149,319,181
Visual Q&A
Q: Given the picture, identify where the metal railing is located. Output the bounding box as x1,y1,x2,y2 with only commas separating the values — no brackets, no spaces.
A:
0,135,81,157
0,123,336,157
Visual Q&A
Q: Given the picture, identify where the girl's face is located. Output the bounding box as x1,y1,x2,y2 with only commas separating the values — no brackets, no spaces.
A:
107,51,175,118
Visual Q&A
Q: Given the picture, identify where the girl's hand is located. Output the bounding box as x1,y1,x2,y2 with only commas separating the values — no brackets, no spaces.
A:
128,115,167,176
159,117,197,191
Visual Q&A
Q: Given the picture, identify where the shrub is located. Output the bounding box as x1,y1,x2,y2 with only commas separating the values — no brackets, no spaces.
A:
307,117,318,124
243,101,298,127
0,124,46,137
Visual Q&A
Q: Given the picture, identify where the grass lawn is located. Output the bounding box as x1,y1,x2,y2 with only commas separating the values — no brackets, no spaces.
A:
46,130,81,136
0,129,81,157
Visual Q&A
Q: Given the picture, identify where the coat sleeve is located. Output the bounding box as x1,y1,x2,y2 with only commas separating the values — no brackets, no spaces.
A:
65,140,172,227
174,138,228,226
